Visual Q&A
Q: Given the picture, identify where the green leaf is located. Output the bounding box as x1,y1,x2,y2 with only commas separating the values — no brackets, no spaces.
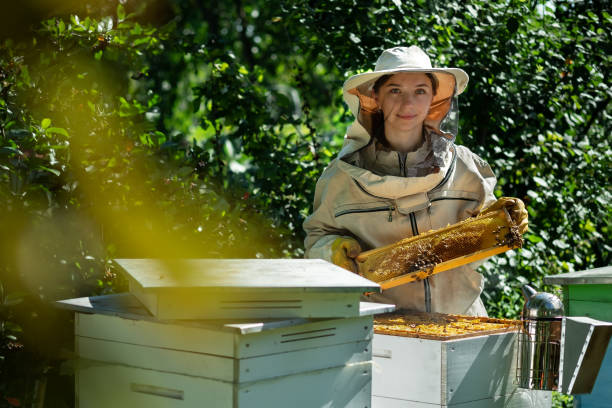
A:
133,37,150,47
552,239,570,250
3,292,26,306
41,118,51,129
117,4,126,21
532,176,549,188
177,166,193,177
46,127,69,137
526,234,543,243
0,146,22,156
38,166,61,176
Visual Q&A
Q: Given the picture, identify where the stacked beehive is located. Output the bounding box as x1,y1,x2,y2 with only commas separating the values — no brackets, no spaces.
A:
544,266,612,407
57,259,393,408
371,312,552,408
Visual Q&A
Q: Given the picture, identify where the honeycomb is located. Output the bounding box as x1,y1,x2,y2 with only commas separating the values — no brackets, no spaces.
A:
374,311,519,340
356,209,523,283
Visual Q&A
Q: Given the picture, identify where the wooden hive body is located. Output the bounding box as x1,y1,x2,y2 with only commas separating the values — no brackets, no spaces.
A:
545,266,612,407
370,313,552,407
59,294,394,408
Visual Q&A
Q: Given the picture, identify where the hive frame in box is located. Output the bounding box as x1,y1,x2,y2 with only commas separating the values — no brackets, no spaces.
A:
58,293,394,408
371,331,551,407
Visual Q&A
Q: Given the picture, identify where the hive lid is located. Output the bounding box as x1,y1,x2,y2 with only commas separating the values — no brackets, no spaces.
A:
560,316,612,394
55,293,395,334
114,258,380,293
544,266,612,285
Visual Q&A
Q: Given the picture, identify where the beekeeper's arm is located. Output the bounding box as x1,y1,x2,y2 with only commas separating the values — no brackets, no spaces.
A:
303,166,361,272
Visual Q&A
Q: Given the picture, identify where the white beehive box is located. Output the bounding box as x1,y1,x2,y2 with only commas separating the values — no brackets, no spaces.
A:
371,331,552,407
58,293,394,408
115,258,380,320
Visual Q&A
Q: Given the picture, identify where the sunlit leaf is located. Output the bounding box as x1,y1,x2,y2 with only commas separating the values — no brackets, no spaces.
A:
45,127,69,137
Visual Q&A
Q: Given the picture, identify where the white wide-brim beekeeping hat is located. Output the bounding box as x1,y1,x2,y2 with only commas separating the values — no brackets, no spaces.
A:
343,46,469,126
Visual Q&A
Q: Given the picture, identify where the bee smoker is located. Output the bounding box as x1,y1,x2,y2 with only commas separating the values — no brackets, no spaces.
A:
516,283,612,394
516,284,564,390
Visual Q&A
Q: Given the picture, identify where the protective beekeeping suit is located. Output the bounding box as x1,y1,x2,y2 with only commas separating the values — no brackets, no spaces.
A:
304,46,527,316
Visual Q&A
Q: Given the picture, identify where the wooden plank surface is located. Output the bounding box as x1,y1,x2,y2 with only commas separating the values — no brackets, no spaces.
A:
372,334,443,405
75,311,373,358
56,292,153,319
574,342,612,408
359,301,396,316
57,293,393,334
235,361,372,408
76,336,235,381
566,293,612,407
442,332,517,405
76,313,235,357
146,290,363,320
76,362,233,408
372,390,552,407
234,315,372,359
238,339,371,382
76,335,371,383
77,361,372,408
569,301,612,321
114,258,380,292
544,266,612,285
372,332,551,408
568,284,612,302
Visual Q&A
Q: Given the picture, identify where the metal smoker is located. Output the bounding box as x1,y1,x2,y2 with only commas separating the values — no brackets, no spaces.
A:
516,284,564,390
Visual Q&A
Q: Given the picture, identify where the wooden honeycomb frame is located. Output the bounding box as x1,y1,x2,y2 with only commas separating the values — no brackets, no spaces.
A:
356,208,523,290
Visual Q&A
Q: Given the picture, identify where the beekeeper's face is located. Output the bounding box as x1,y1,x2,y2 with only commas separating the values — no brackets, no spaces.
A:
374,72,433,136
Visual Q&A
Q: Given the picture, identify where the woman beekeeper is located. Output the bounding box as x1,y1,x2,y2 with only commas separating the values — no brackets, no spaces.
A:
303,46,527,316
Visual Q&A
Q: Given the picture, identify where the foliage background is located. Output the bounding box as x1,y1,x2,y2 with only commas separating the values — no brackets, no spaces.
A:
0,0,609,406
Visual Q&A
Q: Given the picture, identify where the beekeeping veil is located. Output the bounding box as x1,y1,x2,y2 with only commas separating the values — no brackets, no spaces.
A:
340,46,469,164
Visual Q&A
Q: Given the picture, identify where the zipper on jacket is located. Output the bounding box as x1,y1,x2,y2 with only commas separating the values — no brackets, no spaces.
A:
409,213,419,236
410,211,432,313
398,152,406,177
335,205,395,221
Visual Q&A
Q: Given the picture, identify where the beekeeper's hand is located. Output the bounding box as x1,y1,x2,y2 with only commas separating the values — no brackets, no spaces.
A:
331,237,362,273
481,197,528,234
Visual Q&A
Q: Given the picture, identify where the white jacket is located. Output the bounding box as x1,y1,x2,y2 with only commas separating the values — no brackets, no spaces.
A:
303,116,497,316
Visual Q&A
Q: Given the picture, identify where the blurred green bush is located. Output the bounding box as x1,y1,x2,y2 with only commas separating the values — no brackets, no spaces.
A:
0,0,609,405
